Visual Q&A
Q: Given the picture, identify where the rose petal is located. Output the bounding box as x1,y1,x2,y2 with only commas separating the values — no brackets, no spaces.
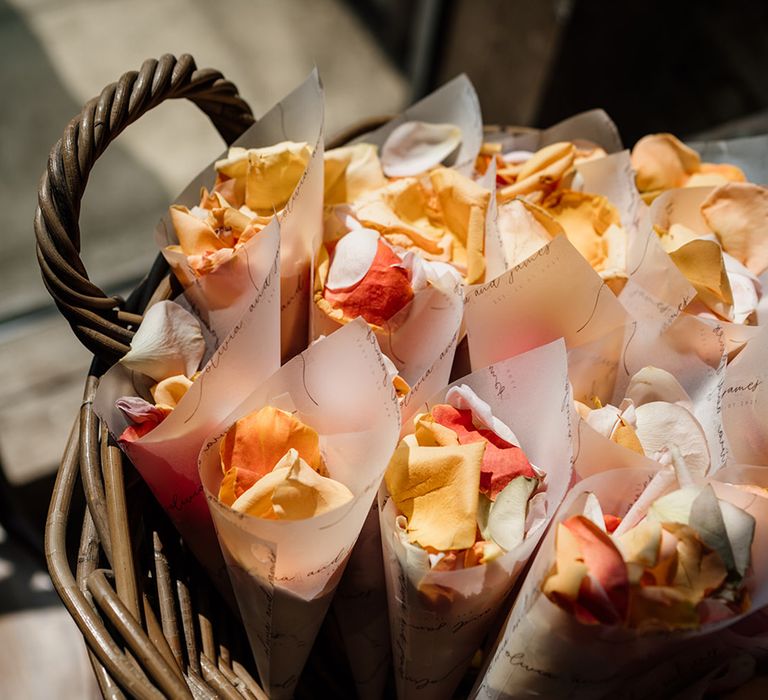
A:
230,448,353,520
625,367,694,411
325,227,381,290
634,402,711,476
385,435,484,551
429,404,535,498
445,384,521,447
487,476,537,552
701,182,768,276
381,121,462,177
119,301,205,382
219,406,325,495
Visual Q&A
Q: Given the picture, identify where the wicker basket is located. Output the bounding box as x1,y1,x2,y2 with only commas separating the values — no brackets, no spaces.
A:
34,54,382,700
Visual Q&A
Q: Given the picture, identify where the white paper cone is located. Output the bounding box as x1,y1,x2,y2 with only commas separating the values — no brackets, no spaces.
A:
157,71,325,362
723,326,768,466
199,319,401,698
94,222,281,583
380,339,573,699
490,109,623,155
473,467,768,699
351,74,483,176
465,234,629,372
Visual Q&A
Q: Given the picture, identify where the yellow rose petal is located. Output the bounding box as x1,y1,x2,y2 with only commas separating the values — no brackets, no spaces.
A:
385,435,484,551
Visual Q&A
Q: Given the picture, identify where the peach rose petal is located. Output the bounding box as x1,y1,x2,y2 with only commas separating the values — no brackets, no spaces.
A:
384,435,485,551
219,406,325,485
169,205,227,256
324,143,387,205
668,238,734,312
230,449,353,520
701,182,768,276
562,515,630,624
631,133,701,193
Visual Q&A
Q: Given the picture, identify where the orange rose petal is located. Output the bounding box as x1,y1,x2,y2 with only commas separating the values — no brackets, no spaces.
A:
431,404,535,498
219,406,324,487
323,240,413,326
563,515,629,623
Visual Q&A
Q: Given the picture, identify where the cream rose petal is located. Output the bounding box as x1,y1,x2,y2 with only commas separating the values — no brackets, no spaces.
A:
625,367,694,411
634,402,711,476
381,121,462,177
119,301,205,382
325,227,381,291
487,476,538,552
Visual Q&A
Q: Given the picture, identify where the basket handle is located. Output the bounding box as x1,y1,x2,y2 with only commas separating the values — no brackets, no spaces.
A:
34,54,255,364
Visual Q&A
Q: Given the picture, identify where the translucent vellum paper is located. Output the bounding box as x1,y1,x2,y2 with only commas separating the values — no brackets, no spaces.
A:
312,271,465,425
94,221,281,583
573,311,730,479
350,74,483,176
472,467,768,699
723,326,768,466
380,339,573,700
464,234,629,384
158,70,325,362
488,109,623,155
198,319,401,699
648,186,763,352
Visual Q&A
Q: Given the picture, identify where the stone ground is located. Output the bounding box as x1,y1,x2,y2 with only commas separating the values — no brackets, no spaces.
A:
0,0,405,696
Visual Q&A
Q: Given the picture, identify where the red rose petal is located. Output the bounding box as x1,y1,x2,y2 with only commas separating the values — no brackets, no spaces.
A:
324,240,413,326
431,404,536,498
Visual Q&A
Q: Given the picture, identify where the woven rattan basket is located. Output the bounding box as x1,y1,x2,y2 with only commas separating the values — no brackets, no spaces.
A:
34,54,393,700
35,53,542,699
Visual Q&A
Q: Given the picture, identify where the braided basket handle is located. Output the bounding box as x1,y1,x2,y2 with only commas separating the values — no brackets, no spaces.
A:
34,54,255,364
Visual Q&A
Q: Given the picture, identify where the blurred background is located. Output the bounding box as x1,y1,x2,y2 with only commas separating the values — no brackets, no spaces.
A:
1,0,767,695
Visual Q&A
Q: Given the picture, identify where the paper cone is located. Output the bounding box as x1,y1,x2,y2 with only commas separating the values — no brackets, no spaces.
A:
472,467,768,699
380,339,573,699
199,319,401,698
488,109,623,156
465,234,629,372
723,326,768,466
157,70,325,362
94,222,281,585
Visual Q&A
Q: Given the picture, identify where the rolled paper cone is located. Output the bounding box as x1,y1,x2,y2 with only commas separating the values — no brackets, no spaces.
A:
349,74,483,179
493,109,622,155
199,319,401,699
380,339,573,700
464,234,629,373
332,503,392,700
157,70,325,362
723,328,768,466
644,187,763,353
94,223,281,594
472,467,768,699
